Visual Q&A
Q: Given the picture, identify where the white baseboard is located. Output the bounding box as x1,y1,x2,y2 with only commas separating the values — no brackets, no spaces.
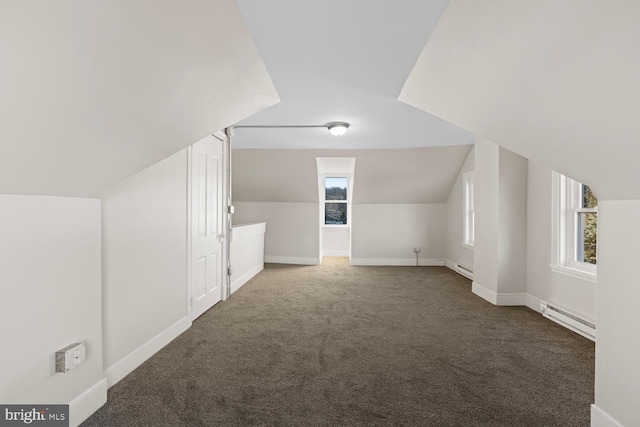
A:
496,292,526,306
104,317,191,388
591,405,625,427
472,281,497,304
525,294,543,313
471,282,526,306
69,378,107,427
231,263,263,295
350,258,445,266
264,256,321,265
322,250,350,257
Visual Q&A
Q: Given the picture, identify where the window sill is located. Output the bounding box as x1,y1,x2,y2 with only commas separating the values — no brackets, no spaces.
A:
550,264,597,284
323,225,350,229
462,243,474,250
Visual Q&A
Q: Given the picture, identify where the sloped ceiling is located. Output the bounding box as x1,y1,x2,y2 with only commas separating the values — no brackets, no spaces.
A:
400,0,640,200
0,0,279,197
232,0,473,150
232,145,472,204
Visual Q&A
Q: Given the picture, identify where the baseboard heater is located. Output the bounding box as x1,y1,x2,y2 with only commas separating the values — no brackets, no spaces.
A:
454,264,473,280
540,301,596,342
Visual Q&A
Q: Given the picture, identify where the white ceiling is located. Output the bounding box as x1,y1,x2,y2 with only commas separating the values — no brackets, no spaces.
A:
0,0,278,197
233,0,473,150
401,0,640,201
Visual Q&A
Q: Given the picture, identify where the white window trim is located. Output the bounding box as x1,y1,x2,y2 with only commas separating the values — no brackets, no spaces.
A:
462,171,475,249
322,174,351,229
551,171,597,283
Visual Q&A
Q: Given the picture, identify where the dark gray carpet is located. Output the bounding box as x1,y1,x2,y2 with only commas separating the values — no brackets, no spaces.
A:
83,258,594,426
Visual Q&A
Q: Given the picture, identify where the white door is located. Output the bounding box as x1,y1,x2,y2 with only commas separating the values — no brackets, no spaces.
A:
190,135,224,320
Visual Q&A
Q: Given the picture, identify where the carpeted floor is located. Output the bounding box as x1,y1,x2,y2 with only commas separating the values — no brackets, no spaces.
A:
83,258,595,426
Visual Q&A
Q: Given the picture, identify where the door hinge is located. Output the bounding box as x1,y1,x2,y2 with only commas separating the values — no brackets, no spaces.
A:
228,267,233,276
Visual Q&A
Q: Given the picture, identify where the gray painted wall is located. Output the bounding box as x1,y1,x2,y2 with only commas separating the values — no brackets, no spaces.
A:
351,203,446,262
232,146,471,263
232,146,472,204
473,138,500,292
497,147,528,295
233,202,320,261
102,150,188,372
0,195,103,423
474,138,528,297
596,201,640,426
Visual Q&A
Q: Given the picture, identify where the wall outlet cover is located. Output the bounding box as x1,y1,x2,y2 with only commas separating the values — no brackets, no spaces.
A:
55,342,86,373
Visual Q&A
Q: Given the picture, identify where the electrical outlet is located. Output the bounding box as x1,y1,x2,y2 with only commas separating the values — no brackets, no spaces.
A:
55,343,86,373
413,247,421,253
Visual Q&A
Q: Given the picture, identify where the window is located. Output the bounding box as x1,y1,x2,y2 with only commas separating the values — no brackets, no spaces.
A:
324,177,348,225
575,183,598,265
551,172,598,282
463,171,475,248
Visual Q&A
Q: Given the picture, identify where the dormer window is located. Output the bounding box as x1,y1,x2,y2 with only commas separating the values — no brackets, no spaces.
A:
324,177,348,226
551,171,597,282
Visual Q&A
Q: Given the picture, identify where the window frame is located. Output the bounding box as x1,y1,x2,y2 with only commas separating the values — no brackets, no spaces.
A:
323,175,350,228
551,171,597,283
462,171,475,249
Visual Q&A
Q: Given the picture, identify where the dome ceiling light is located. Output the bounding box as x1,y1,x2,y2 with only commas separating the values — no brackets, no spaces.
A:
326,122,350,136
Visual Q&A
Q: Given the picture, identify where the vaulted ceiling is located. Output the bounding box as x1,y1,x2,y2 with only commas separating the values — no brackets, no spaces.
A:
232,0,473,150
400,0,640,200
0,0,278,197
4,1,636,201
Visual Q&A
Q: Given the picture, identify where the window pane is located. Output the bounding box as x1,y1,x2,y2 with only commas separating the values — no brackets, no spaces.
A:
582,184,598,209
325,203,347,225
325,177,347,200
577,212,597,264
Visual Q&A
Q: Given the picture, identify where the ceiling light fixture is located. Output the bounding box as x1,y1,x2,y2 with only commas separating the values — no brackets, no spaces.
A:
233,122,351,137
326,122,350,136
